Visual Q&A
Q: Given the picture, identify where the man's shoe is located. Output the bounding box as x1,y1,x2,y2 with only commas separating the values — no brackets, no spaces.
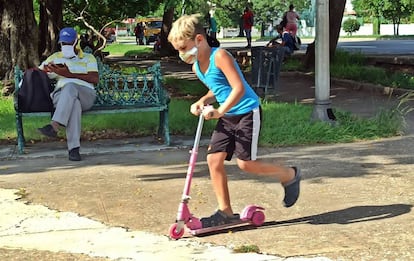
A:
68,147,81,161
282,167,301,207
38,124,57,138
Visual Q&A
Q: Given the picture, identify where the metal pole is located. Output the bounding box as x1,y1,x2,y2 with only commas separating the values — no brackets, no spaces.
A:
312,0,336,123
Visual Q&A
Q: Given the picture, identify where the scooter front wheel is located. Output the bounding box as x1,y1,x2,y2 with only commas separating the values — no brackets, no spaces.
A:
169,223,185,240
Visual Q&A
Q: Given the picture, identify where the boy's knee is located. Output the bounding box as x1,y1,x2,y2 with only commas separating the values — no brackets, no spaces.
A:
207,153,226,170
237,159,254,172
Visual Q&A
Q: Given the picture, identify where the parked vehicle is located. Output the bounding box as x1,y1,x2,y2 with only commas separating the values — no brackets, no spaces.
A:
137,17,163,44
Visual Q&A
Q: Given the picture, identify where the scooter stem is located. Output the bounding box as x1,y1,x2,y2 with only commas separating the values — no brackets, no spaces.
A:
182,114,205,198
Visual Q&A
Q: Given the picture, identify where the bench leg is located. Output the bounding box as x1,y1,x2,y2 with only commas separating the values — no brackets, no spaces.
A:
158,109,170,145
15,112,25,154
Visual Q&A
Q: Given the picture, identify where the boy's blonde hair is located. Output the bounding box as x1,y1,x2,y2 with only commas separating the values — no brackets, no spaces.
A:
168,14,206,45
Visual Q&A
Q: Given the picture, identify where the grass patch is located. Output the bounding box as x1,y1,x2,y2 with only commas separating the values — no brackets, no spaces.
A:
259,101,404,146
103,43,153,57
331,51,414,89
164,77,207,97
284,50,414,90
0,93,406,146
233,244,260,253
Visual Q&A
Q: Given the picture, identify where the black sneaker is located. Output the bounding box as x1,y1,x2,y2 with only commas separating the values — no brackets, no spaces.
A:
38,124,57,138
200,210,240,228
283,167,301,208
68,147,81,161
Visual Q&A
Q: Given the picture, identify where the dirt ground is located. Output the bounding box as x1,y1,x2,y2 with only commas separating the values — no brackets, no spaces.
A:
1,60,413,260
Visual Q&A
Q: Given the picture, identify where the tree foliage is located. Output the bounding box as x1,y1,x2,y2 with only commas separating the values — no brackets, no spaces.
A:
252,0,310,26
65,0,163,30
352,0,414,35
352,0,383,34
1,0,346,85
382,0,413,35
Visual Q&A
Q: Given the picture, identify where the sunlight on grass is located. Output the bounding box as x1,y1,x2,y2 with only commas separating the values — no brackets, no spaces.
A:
0,95,405,147
103,43,152,56
284,50,414,90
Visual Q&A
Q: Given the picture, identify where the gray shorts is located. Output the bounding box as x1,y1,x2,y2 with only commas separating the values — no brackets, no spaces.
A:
207,107,261,161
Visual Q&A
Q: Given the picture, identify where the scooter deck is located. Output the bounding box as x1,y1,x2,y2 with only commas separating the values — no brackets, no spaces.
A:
189,219,256,236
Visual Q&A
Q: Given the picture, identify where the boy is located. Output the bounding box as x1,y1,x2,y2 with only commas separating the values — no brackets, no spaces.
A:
168,15,301,228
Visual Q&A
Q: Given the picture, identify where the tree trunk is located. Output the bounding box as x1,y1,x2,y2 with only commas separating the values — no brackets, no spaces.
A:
160,7,177,57
38,0,63,61
303,0,346,68
0,0,38,83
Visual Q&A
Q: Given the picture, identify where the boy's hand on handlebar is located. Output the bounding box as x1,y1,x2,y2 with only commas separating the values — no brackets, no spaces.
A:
190,102,223,119
190,102,204,116
202,107,223,120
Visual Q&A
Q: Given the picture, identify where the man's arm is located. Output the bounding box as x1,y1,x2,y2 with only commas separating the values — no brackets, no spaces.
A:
43,63,99,84
70,71,99,84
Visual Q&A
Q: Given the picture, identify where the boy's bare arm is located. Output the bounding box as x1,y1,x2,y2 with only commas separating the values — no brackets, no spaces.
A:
214,49,245,116
200,90,216,105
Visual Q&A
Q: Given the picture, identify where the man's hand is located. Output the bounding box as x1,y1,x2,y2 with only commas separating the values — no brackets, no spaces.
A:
44,63,69,76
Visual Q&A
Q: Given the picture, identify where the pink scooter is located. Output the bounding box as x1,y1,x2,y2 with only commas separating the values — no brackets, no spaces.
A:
169,110,265,240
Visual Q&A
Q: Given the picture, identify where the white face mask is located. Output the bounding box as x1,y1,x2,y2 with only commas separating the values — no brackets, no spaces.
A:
61,41,77,58
179,46,198,64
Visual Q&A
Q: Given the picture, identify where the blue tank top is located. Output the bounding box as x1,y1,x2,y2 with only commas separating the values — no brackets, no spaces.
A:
195,47,259,115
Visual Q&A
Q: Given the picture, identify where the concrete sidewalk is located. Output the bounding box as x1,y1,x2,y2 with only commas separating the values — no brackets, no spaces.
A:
1,134,413,260
0,72,413,260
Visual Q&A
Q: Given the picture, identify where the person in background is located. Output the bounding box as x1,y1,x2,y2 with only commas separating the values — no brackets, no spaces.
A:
267,23,274,37
38,27,99,161
266,24,295,57
207,13,218,39
242,7,254,48
168,14,301,228
134,23,144,45
153,35,161,52
284,4,300,37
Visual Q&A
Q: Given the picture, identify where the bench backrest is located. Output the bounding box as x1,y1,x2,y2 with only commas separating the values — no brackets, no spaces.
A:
96,62,167,107
250,47,284,89
14,60,168,111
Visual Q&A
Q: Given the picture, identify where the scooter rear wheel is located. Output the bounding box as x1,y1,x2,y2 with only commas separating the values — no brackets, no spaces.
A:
251,211,265,226
169,223,185,239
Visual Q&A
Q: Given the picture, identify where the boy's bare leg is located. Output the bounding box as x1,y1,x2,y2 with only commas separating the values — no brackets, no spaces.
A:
236,159,295,184
207,152,234,216
237,159,301,207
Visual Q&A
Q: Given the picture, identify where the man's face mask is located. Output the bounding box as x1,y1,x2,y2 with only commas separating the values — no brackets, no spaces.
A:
179,46,198,64
61,41,77,58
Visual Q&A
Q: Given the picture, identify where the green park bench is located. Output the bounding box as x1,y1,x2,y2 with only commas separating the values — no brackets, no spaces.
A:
13,59,170,154
252,47,285,96
229,47,284,97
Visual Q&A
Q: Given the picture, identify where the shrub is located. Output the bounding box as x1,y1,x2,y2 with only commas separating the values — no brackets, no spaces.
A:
343,18,361,36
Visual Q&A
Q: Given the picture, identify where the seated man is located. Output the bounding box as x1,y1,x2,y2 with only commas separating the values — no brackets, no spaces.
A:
266,24,295,56
38,27,99,161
